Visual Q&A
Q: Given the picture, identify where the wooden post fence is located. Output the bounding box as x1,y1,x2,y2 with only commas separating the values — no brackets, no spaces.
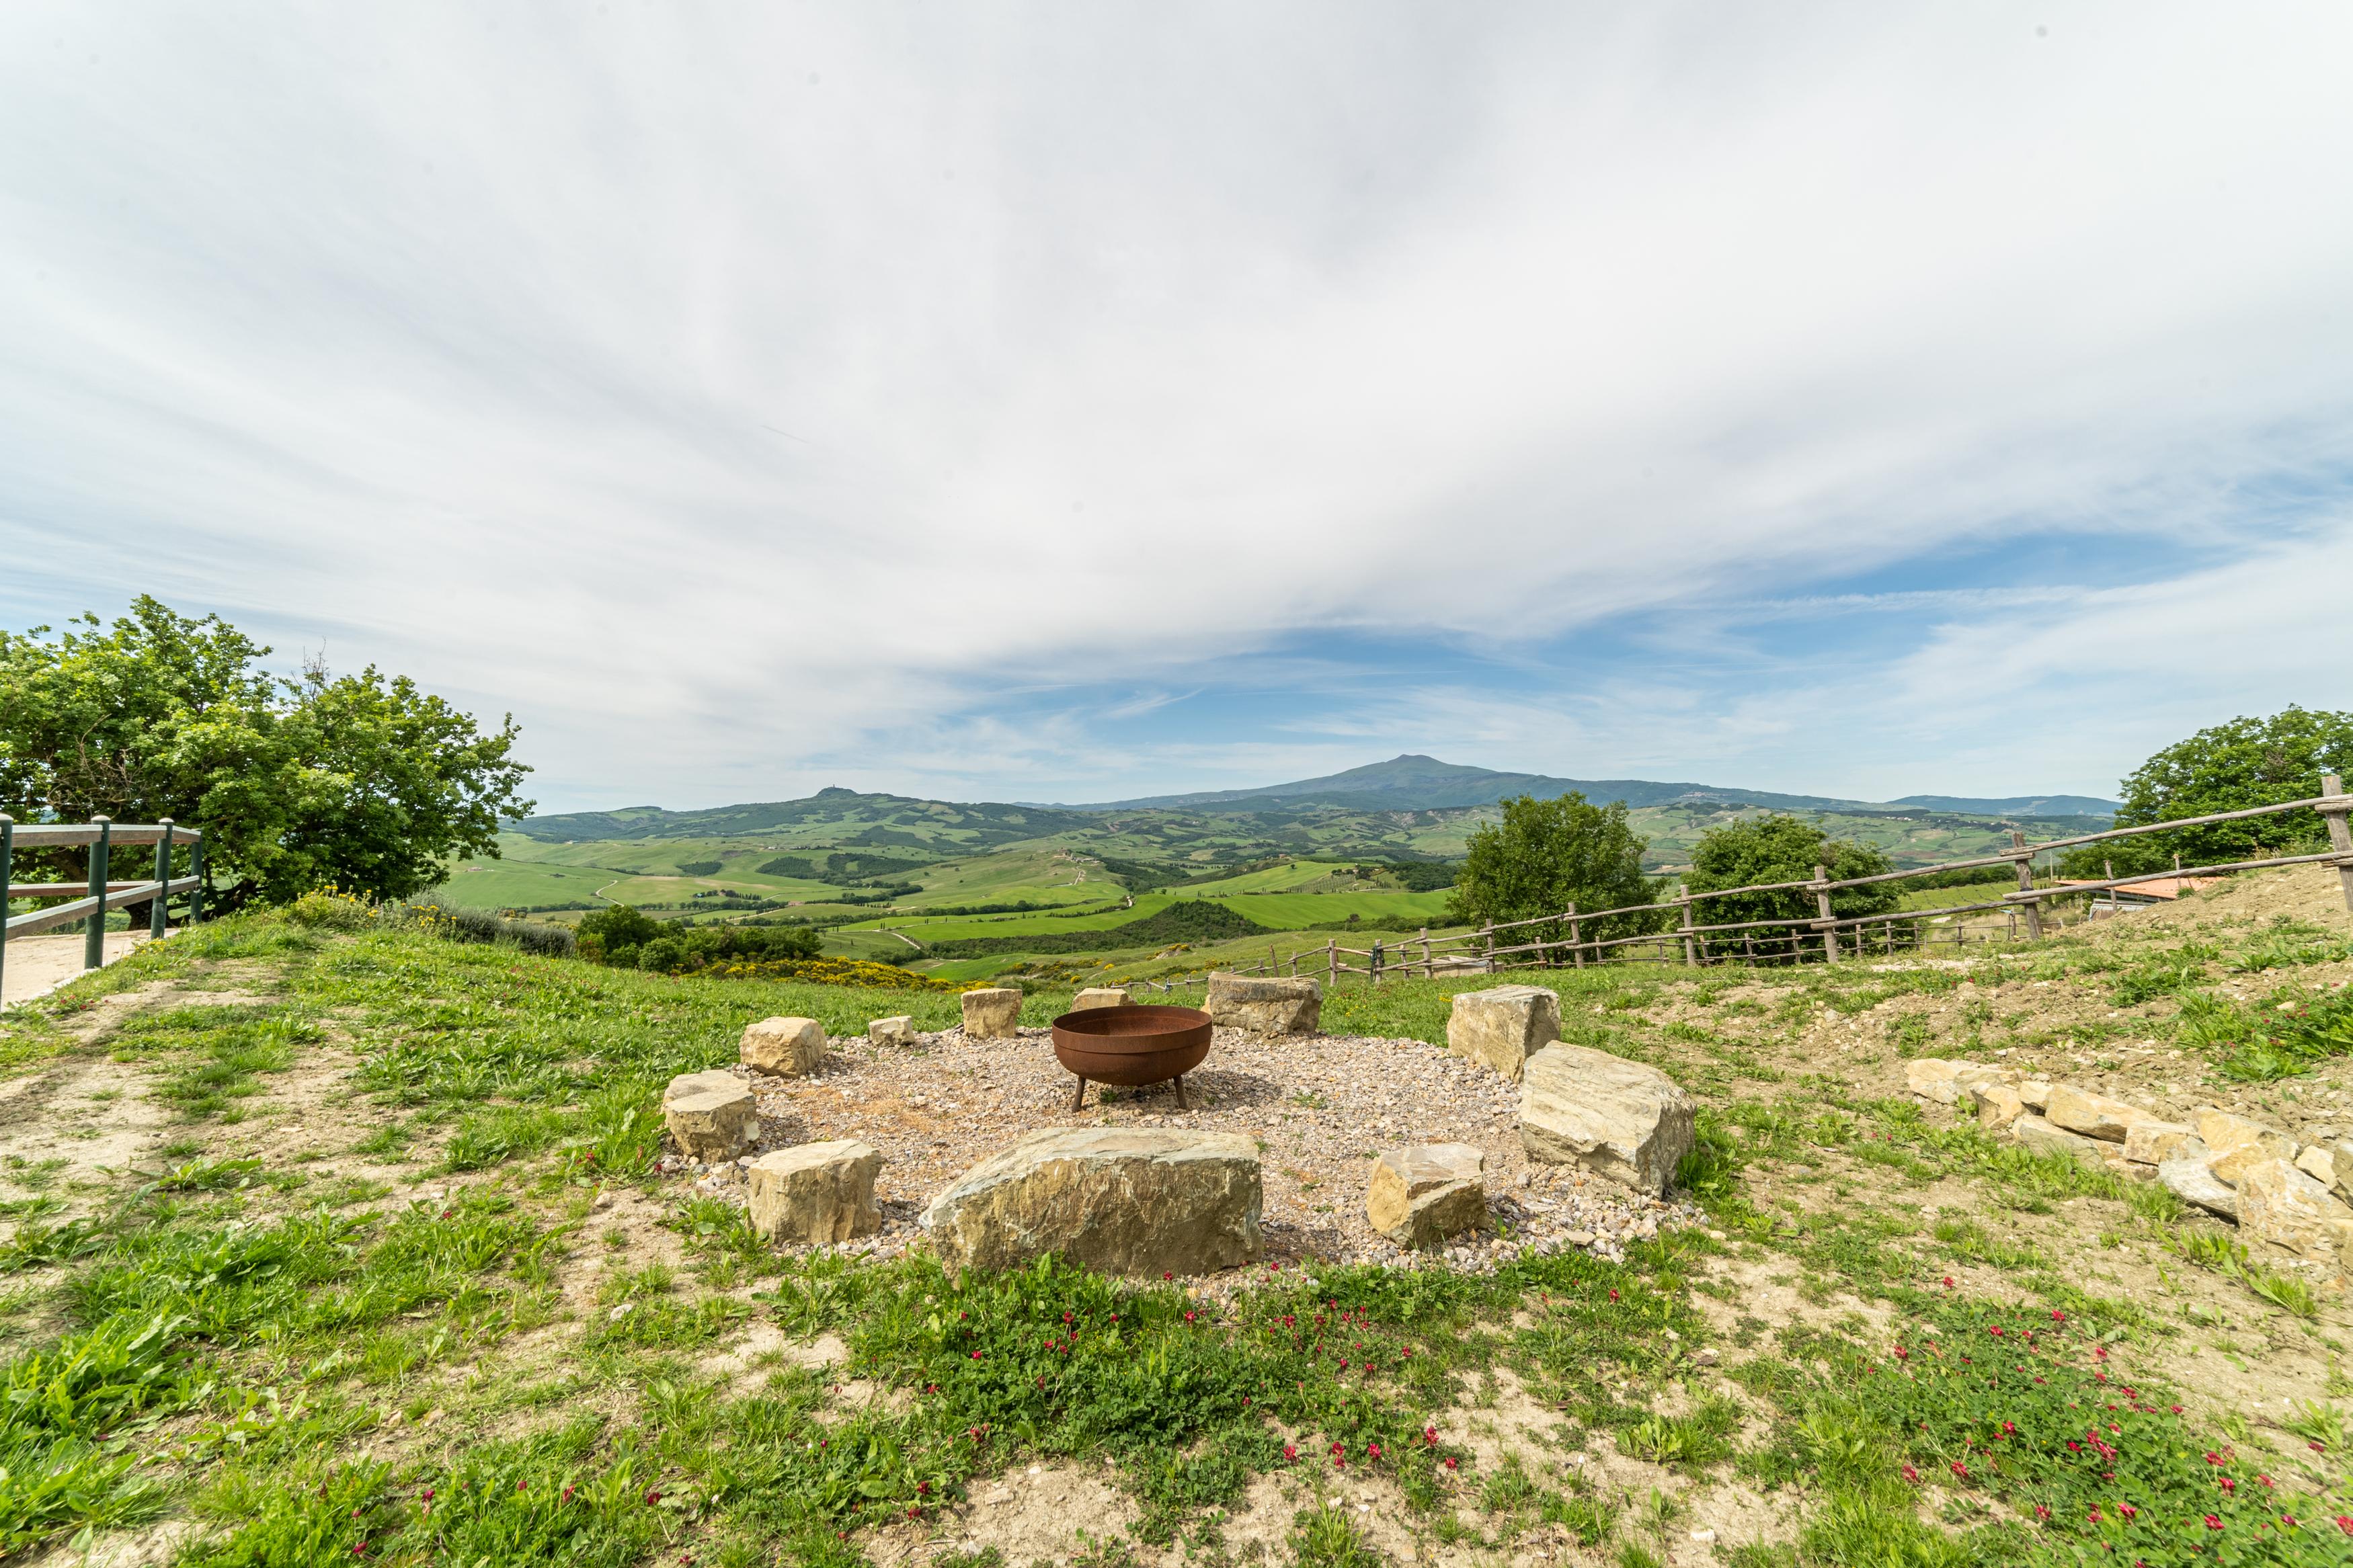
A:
1,819,209,1003
1677,887,1697,966
1812,864,1837,963
1567,903,1583,968
2325,775,2353,913
2009,831,2044,940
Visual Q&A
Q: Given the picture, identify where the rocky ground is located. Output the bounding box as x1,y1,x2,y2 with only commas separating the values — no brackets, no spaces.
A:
675,1023,1707,1288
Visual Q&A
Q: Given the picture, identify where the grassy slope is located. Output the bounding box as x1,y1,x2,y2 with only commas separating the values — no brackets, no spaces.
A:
12,878,2345,1563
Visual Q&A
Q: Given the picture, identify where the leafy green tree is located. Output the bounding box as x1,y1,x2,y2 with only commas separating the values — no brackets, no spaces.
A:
0,597,532,907
2061,706,2353,877
1447,792,1667,948
1683,815,1900,946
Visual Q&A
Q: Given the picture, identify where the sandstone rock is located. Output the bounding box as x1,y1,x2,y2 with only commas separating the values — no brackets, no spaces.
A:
2237,1158,2353,1264
662,1069,757,1161
740,1016,826,1077
2019,1080,2052,1111
2044,1085,2152,1143
2123,1120,2200,1166
2160,1154,2238,1220
2295,1143,2353,1198
1518,1044,1695,1196
2198,1111,2297,1186
960,988,1023,1040
1905,1059,1972,1104
1366,1143,1488,1249
1072,988,1128,1012
921,1128,1261,1276
867,1015,916,1048
1972,1082,2026,1130
747,1140,881,1245
2013,1114,2104,1168
1446,985,1561,1082
1205,973,1322,1036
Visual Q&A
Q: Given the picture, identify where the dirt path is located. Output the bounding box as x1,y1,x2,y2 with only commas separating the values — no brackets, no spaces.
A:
1,930,151,1009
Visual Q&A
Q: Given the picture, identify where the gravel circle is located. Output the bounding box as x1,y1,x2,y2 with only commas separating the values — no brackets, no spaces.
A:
665,1024,1707,1282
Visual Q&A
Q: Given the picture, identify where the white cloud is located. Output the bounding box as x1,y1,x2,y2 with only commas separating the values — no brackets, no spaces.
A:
4,2,2349,805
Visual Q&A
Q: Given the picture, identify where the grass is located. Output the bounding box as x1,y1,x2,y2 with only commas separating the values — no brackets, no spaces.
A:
0,893,2346,1564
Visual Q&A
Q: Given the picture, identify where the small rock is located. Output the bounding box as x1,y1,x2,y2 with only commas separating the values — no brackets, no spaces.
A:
662,1070,757,1161
1365,1143,1487,1249
2018,1079,2052,1111
960,988,1024,1040
1971,1082,2026,1130
1204,973,1322,1036
1070,988,1128,1012
747,1140,883,1245
2044,1085,2152,1143
867,1015,917,1048
1445,985,1562,1083
740,1016,826,1077
1905,1059,1972,1104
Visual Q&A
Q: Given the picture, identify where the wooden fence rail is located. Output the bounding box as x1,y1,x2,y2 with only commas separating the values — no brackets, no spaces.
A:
0,815,210,1002
1129,777,2353,989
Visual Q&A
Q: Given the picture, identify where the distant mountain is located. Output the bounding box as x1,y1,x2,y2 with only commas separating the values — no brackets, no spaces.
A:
510,787,1099,843
1889,794,2118,818
1074,754,1870,813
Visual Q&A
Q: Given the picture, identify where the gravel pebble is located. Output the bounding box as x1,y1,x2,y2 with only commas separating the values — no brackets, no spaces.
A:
664,1024,1702,1285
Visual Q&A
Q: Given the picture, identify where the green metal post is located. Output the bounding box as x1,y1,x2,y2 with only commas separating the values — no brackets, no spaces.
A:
1,815,13,1005
85,817,111,971
152,820,174,940
189,835,206,925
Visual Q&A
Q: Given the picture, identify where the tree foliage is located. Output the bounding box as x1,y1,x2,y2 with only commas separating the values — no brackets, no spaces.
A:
0,597,533,906
2061,706,2353,877
1446,792,1667,946
1682,814,1901,934
574,905,824,971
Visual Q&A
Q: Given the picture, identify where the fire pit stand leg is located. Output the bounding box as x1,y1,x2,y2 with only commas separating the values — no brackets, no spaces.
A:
1173,1075,1189,1111
1070,1075,1088,1112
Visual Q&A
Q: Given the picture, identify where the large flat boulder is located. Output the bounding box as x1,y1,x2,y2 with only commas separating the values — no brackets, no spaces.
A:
920,1128,1262,1276
741,1016,826,1077
960,988,1023,1040
748,1140,882,1245
2160,1153,2237,1220
1205,973,1321,1036
2013,1114,2104,1168
1071,988,1127,1012
662,1070,757,1161
1365,1144,1487,1249
2238,1158,2353,1264
1446,986,1560,1082
2044,1086,2153,1143
1518,1044,1694,1196
1906,1059,2013,1105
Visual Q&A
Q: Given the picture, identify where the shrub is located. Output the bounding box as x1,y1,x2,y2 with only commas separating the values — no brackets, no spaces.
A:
286,888,373,931
1447,792,1665,946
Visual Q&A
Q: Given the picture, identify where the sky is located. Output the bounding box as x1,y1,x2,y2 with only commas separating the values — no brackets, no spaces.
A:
5,3,2351,813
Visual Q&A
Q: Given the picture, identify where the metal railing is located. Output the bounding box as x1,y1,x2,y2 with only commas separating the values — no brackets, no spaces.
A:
0,816,208,1001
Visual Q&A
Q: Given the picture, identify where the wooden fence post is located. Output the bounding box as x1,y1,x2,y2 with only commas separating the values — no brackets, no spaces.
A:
1568,903,1585,968
1678,887,1696,966
1813,863,1838,964
1328,938,1338,987
2010,831,2043,940
1482,924,1494,973
1419,927,1431,978
83,817,112,972
2323,775,2353,913
0,815,11,1005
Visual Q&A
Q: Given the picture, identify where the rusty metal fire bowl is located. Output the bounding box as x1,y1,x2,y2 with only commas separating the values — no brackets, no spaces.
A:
1051,1003,1213,1112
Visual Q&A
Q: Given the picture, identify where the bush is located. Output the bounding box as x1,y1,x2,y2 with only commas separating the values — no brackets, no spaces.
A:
1447,792,1666,946
286,888,374,931
675,860,721,876
575,909,824,973
1683,816,1899,938
2061,706,2353,878
405,896,575,958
